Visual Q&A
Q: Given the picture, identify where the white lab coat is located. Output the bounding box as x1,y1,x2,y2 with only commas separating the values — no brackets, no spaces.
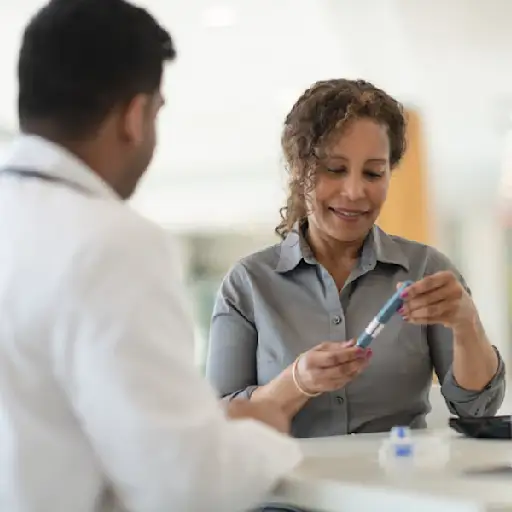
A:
0,135,301,512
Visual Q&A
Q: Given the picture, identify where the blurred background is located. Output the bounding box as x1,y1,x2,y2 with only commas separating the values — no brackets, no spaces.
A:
2,0,512,373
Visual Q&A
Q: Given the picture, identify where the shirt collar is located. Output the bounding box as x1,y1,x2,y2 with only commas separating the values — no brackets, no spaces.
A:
0,134,119,200
276,221,410,273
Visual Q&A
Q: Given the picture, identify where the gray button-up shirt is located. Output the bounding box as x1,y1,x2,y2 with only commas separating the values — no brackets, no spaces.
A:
206,225,505,438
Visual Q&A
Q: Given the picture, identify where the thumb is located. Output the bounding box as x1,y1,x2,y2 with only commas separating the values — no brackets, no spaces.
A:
341,339,356,348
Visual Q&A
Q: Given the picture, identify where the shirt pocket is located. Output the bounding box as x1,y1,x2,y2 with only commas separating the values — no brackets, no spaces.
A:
255,331,288,384
396,320,429,357
370,315,429,376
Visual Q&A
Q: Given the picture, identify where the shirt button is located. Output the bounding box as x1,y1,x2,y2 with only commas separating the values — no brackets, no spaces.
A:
332,315,342,325
336,396,344,405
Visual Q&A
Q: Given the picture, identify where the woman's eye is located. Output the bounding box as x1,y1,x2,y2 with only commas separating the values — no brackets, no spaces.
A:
326,167,347,175
326,167,383,180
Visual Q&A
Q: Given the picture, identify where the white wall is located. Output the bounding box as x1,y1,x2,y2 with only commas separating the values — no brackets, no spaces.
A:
457,214,510,365
128,0,512,228
2,0,512,223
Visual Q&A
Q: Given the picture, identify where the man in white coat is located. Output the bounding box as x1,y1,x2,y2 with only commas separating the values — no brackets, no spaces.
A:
0,1,302,511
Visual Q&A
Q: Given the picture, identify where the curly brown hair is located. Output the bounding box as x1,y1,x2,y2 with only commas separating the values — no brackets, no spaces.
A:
276,78,407,238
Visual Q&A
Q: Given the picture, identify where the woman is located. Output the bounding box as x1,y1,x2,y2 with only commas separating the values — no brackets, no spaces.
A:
206,79,505,438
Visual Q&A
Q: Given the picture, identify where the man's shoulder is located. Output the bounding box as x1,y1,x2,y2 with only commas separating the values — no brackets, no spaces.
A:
80,203,168,260
49,198,171,281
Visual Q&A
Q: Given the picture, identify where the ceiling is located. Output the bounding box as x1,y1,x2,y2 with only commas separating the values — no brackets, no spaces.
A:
2,0,512,228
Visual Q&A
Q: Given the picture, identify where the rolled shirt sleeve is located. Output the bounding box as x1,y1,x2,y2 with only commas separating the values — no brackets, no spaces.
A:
425,247,506,416
441,346,505,416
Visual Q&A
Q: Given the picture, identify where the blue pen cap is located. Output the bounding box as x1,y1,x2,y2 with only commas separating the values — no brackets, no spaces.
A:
398,280,414,294
355,332,373,349
376,280,414,324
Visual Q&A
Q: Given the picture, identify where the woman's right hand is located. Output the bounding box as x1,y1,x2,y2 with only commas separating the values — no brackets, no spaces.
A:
295,340,372,395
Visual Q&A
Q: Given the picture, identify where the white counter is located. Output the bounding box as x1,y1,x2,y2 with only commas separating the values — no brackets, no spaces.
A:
270,429,512,512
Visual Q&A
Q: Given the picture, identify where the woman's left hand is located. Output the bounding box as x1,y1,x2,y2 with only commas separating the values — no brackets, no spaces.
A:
399,271,476,329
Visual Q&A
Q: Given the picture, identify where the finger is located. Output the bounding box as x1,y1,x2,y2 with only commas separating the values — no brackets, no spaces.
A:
317,339,356,350
311,346,365,369
333,346,368,365
307,349,341,369
404,271,454,299
402,284,459,314
312,364,347,383
332,350,373,377
403,302,458,324
323,359,371,388
315,357,370,384
315,341,342,352
339,358,371,378
408,300,453,321
397,281,414,295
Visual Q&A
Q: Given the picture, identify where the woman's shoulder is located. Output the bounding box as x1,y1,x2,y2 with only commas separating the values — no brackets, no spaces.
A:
221,241,284,288
383,231,459,276
241,242,284,271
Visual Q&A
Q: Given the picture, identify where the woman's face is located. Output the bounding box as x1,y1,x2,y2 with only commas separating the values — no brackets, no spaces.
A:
307,117,391,244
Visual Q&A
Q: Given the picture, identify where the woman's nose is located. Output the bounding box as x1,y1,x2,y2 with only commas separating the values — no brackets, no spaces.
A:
342,175,365,200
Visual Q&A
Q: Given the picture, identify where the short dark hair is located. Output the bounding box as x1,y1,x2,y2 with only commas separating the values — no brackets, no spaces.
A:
18,0,176,137
277,78,406,238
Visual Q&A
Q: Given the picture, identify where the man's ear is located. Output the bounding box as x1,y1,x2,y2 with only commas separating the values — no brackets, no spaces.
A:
121,93,149,146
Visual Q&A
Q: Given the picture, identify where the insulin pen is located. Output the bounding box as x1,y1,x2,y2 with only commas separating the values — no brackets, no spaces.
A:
356,280,414,348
